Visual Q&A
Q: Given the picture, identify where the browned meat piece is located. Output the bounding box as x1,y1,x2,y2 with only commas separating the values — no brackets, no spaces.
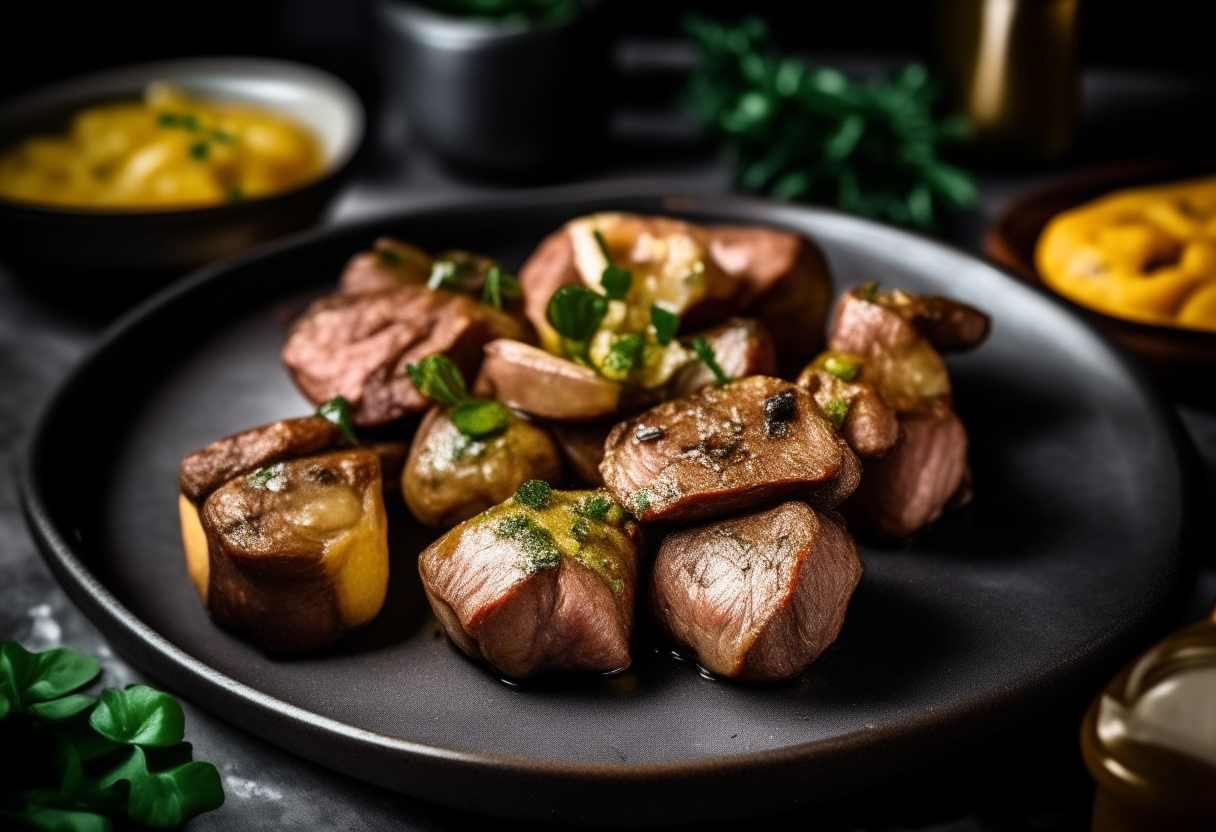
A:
281,286,531,427
796,355,901,460
472,338,651,422
516,214,832,364
549,421,615,486
419,488,640,678
706,226,833,364
826,286,989,539
193,449,389,653
402,406,563,529
600,376,861,523
668,318,778,397
179,415,343,503
339,237,433,295
651,501,862,681
841,400,969,539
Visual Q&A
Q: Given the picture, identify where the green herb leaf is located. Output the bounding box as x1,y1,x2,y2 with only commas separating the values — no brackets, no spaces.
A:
824,355,861,382
513,479,552,510
157,113,180,128
212,128,235,144
859,281,880,302
0,642,101,711
650,305,679,346
594,230,632,300
633,489,650,515
406,354,468,407
427,259,469,291
450,400,512,439
316,396,358,445
90,685,185,747
182,115,201,132
97,746,223,828
226,185,244,203
602,333,645,374
690,336,731,386
546,285,608,344
576,493,612,522
245,463,284,490
824,397,850,428
17,807,113,832
481,265,521,310
27,693,95,722
570,517,590,544
495,514,560,574
189,142,209,161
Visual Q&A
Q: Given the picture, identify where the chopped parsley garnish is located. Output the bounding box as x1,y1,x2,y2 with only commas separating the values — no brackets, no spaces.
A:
481,265,521,310
547,285,609,363
212,128,235,144
157,112,180,128
859,281,880,302
427,259,469,291
650,304,680,346
406,354,469,408
690,336,731,386
316,396,358,445
182,114,202,132
576,493,613,522
513,479,552,510
593,229,633,300
633,489,650,514
451,400,512,439
824,397,850,428
227,185,245,202
570,517,590,544
602,333,646,374
246,462,285,490
496,514,560,573
189,141,209,161
823,354,861,382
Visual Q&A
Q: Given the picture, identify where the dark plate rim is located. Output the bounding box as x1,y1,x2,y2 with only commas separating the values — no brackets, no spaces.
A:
17,182,1203,807
984,154,1216,344
0,56,366,220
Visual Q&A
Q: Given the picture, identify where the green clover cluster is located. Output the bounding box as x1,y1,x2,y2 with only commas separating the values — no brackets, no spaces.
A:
683,15,976,231
0,641,224,831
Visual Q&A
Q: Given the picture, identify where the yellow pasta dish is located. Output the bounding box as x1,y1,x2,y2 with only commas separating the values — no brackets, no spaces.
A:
0,83,324,209
1036,175,1216,333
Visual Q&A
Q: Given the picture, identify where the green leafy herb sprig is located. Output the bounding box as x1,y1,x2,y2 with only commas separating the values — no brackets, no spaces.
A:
428,259,521,311
546,286,609,364
690,337,731,387
406,354,513,439
0,641,224,831
421,0,578,23
316,396,359,445
683,15,976,231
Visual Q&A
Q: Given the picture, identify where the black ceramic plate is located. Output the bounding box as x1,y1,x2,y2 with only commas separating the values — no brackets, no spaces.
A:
21,187,1198,825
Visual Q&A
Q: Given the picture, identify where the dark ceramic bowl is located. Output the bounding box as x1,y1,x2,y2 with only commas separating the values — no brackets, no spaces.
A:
985,156,1216,400
0,58,365,277
374,0,608,177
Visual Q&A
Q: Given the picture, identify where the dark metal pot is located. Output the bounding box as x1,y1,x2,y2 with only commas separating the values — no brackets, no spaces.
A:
375,0,609,177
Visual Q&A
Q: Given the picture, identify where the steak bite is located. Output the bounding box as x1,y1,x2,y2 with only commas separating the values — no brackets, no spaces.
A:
402,405,563,530
825,286,990,538
651,501,862,681
180,419,389,654
339,237,433,295
418,486,640,678
281,286,531,428
599,376,861,523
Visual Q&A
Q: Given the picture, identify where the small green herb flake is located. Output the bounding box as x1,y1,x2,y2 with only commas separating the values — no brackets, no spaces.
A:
182,115,202,132
481,265,520,310
212,128,235,144
227,185,244,203
495,514,560,574
316,396,359,445
513,479,552,510
859,282,880,302
451,400,512,439
593,230,633,301
427,259,468,290
157,112,181,128
189,141,209,161
602,333,645,374
651,305,679,345
633,489,650,515
824,355,860,382
570,517,590,544
406,354,468,407
547,285,609,343
246,463,284,490
690,336,730,386
576,493,612,522
824,397,850,428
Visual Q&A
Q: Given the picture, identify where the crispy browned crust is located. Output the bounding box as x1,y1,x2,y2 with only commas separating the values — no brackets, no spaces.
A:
179,416,343,503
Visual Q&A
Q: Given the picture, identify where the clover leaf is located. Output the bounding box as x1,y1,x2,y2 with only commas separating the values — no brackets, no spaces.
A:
89,686,185,748
0,642,100,714
98,746,223,828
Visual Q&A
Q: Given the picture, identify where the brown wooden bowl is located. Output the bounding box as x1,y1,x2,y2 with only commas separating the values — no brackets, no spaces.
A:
985,155,1216,403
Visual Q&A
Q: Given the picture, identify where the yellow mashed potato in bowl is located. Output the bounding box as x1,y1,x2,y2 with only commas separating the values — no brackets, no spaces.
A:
1035,175,1216,333
0,82,324,210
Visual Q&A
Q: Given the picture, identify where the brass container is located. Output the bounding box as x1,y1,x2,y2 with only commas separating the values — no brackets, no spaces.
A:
933,0,1080,160
1080,606,1216,831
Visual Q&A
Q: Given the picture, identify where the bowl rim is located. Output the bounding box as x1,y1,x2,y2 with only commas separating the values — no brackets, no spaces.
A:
984,154,1216,344
0,56,366,219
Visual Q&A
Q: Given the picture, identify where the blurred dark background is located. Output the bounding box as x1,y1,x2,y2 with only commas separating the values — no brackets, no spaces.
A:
2,0,1210,104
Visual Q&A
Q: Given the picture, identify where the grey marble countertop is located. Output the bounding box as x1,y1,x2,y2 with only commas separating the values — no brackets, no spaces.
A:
3,60,1215,830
